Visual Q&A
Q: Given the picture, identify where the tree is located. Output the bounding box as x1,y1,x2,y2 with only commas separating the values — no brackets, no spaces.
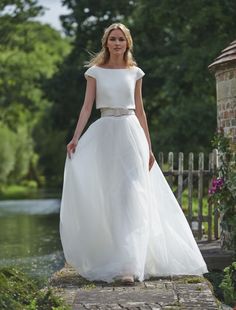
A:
43,0,236,184
131,0,236,154
0,0,43,46
0,2,70,186
0,125,16,183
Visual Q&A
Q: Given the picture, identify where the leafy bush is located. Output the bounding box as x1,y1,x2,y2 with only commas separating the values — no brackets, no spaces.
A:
0,267,70,310
0,125,16,182
219,262,236,306
0,123,35,184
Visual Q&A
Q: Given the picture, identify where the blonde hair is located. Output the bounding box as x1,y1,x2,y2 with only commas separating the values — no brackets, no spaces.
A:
85,23,137,68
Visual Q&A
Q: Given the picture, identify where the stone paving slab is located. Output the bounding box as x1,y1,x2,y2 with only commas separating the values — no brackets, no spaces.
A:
49,264,222,310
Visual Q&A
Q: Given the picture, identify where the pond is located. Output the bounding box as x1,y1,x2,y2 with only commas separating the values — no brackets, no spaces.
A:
0,198,65,282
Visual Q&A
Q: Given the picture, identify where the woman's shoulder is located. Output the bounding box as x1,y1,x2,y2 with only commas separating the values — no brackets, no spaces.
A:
84,65,145,80
84,65,98,79
84,65,97,72
131,66,145,80
84,65,109,77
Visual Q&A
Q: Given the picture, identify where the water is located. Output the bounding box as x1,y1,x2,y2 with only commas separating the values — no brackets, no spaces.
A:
0,199,65,282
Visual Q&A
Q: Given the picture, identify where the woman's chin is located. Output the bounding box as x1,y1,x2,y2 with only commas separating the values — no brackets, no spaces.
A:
111,51,125,57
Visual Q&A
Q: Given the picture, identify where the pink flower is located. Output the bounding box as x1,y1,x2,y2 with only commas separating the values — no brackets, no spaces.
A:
208,177,224,195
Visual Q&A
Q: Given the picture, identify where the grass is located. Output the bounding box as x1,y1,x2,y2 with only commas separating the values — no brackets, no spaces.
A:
0,183,61,199
0,184,38,199
0,267,70,310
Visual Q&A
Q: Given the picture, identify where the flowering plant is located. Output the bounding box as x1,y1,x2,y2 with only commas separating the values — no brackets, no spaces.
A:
208,177,224,195
208,128,236,252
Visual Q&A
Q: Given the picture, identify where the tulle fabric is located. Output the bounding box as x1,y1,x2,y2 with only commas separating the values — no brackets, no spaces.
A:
60,114,208,283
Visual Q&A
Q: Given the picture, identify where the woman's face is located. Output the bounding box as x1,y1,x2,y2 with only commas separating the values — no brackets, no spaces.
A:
106,29,127,57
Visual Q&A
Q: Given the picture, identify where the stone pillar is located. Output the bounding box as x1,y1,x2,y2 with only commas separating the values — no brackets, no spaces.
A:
208,40,236,250
209,40,236,149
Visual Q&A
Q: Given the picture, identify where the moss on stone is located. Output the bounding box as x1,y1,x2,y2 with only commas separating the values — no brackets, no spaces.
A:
172,275,205,284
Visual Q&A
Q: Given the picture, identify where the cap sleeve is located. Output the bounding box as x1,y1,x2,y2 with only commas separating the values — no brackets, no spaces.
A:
136,67,145,80
84,66,97,79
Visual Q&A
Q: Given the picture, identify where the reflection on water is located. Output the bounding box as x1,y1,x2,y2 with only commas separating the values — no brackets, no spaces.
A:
0,199,65,282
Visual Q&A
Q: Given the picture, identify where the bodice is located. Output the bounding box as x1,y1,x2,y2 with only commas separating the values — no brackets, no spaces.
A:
84,65,145,109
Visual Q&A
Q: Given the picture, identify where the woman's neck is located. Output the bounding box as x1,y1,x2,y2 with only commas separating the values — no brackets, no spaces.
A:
105,56,126,68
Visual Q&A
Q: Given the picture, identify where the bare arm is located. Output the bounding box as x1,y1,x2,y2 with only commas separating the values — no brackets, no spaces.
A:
134,78,152,151
134,78,155,170
67,76,96,158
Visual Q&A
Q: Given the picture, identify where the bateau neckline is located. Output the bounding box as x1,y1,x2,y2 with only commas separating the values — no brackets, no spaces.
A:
95,65,135,70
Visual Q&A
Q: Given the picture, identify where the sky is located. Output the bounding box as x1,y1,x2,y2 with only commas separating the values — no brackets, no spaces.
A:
34,0,71,32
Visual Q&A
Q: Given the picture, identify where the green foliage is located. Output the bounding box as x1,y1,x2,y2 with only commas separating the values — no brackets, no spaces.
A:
0,1,43,19
0,22,70,113
204,271,225,302
0,267,70,310
219,262,236,306
132,0,236,154
0,125,16,182
0,0,43,43
0,2,71,187
0,182,38,199
33,123,67,187
10,126,34,181
208,129,236,251
0,122,34,183
47,0,236,159
2,0,236,186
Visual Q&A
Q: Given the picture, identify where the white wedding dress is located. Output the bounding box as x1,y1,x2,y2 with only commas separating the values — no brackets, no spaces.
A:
60,65,209,283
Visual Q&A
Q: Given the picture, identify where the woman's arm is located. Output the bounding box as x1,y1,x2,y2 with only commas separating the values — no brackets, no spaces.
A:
134,78,155,170
67,76,96,158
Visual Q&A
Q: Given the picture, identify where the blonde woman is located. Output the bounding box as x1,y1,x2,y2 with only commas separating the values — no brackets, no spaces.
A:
60,23,208,285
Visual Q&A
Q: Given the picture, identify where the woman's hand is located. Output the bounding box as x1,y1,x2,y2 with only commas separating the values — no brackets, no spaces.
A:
67,138,78,159
149,150,155,171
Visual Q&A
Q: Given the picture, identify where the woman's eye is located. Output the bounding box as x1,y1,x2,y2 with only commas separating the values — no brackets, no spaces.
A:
109,37,125,41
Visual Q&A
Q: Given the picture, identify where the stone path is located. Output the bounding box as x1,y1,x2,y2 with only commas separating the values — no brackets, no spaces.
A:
49,264,222,310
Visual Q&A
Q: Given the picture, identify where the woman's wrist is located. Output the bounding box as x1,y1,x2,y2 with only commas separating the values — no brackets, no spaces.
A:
72,136,79,144
149,149,155,158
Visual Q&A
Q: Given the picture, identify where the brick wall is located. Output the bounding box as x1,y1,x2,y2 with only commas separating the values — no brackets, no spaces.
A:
215,65,236,145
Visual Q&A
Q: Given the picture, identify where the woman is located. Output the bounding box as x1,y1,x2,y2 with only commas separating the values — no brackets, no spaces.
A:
60,23,208,285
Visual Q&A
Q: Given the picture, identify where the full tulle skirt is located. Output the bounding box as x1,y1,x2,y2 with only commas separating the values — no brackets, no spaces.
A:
60,114,208,283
